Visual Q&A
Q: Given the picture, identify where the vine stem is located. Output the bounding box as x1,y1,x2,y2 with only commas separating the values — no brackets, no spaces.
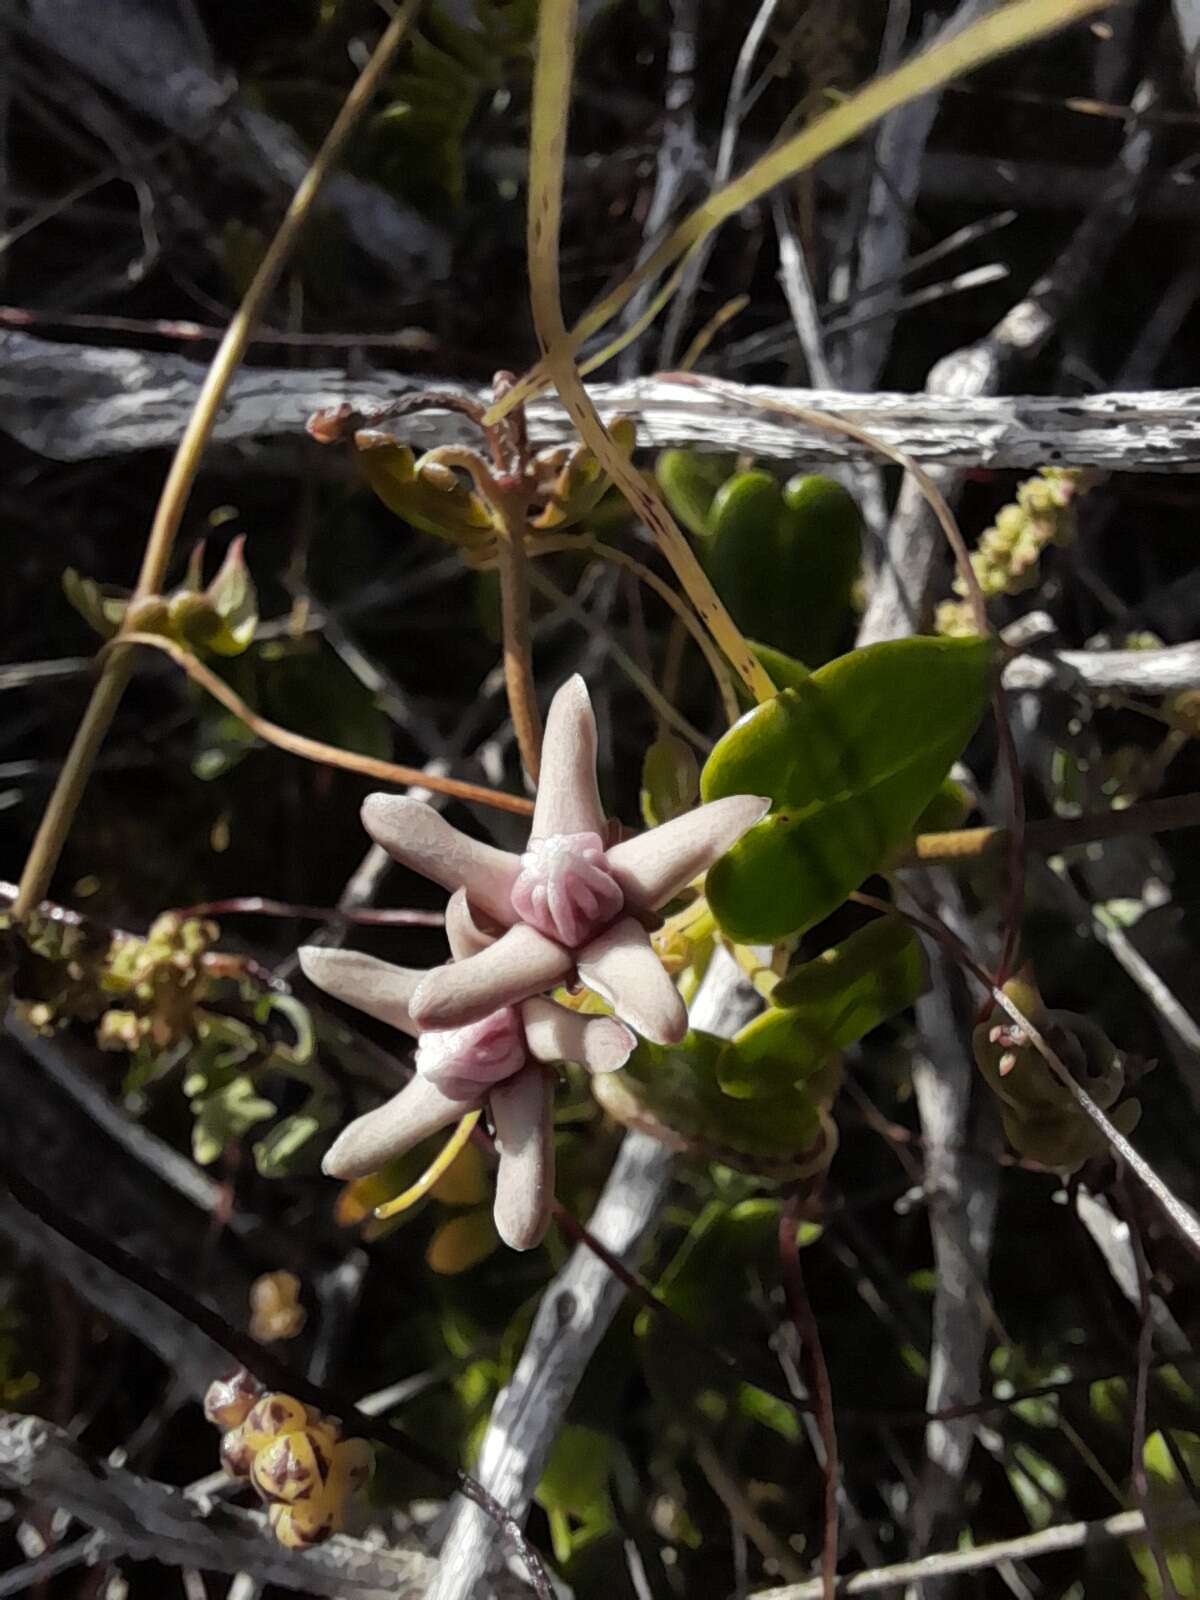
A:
107,633,535,816
12,0,423,920
492,495,544,783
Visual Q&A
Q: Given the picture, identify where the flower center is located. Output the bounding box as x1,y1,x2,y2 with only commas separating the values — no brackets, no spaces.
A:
414,1007,526,1093
510,830,624,949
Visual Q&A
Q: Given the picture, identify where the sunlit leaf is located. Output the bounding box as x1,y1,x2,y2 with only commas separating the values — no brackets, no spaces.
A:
718,917,925,1098
701,636,992,942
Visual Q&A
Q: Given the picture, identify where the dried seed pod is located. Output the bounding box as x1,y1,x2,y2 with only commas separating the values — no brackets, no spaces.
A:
204,1369,263,1432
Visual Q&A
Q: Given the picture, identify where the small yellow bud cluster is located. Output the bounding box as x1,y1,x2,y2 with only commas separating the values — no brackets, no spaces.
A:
204,1372,372,1549
937,468,1095,637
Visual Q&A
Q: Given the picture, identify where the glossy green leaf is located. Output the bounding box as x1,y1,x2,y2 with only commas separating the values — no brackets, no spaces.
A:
640,735,699,827
354,433,495,546
654,449,735,538
718,917,925,1098
752,640,810,693
704,471,861,664
590,1030,822,1176
701,636,993,943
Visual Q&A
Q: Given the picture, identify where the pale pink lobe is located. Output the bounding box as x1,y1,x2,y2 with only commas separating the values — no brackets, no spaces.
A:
510,830,624,948
409,923,574,1030
490,1065,554,1250
444,887,497,961
529,674,606,840
577,916,688,1046
605,794,772,911
413,1008,526,1091
520,997,635,1074
361,795,520,927
298,946,422,1037
322,1076,472,1180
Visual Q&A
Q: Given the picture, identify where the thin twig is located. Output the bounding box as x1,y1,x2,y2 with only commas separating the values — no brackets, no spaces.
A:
750,1506,1198,1598
909,791,1200,864
779,1198,839,1600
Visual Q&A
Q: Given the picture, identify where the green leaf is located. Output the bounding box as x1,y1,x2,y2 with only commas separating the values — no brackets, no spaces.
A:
654,449,736,538
354,433,495,546
1134,1432,1200,1595
591,1031,823,1176
718,917,925,1098
701,636,993,942
530,418,637,530
62,569,133,639
704,471,861,664
650,1199,781,1335
198,535,258,656
253,1111,323,1177
190,1075,275,1166
752,640,811,693
640,735,699,828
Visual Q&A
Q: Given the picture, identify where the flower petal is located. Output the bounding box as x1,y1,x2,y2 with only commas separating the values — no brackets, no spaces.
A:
298,946,422,1037
322,1077,475,1179
361,796,520,926
520,997,635,1074
577,917,687,1046
444,886,499,961
530,674,606,840
409,924,574,1030
605,794,771,910
491,1066,554,1250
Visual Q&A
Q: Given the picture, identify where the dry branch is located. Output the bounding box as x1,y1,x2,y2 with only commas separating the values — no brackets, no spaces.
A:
0,1411,434,1599
7,331,1200,469
750,1505,1199,1599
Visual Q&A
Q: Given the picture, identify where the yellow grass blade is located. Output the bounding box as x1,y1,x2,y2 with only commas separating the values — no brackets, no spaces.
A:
526,0,776,703
492,0,1111,422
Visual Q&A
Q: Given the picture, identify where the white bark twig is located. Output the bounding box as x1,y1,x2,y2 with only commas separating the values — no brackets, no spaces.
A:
750,1505,1197,1599
11,330,1200,469
0,1412,434,1600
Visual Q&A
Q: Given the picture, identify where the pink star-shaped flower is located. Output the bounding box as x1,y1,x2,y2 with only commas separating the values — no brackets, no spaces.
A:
360,675,768,1045
300,890,634,1250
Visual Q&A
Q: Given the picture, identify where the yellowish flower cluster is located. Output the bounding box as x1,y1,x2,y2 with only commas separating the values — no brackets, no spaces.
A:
937,468,1095,637
205,1372,372,1549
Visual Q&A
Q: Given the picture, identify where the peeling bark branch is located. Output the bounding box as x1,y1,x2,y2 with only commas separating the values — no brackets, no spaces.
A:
8,332,1200,468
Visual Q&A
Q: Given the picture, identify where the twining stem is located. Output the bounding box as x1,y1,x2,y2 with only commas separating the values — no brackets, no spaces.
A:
12,0,423,919
110,633,535,817
492,495,544,783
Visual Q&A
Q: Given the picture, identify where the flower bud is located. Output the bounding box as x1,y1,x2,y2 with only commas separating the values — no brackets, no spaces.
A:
204,1369,263,1432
